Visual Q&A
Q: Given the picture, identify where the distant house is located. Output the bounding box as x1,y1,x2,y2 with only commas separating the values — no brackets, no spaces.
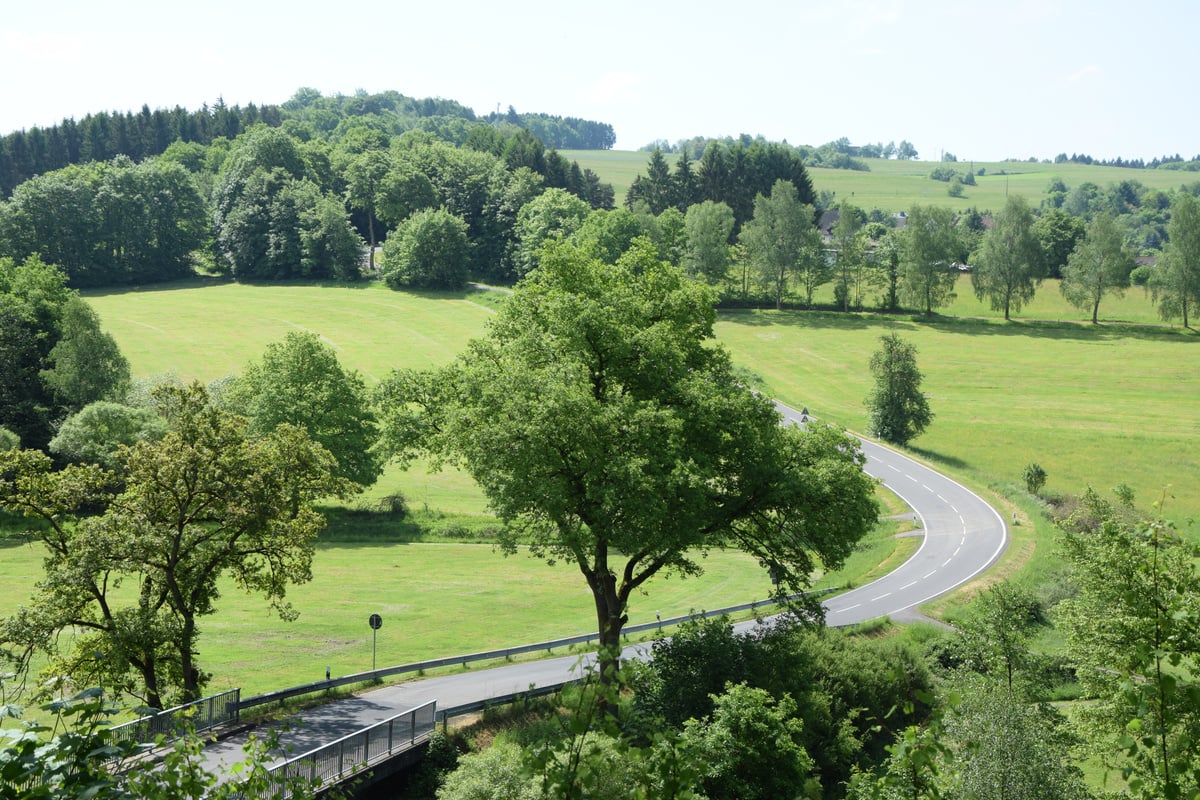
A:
892,211,908,230
818,209,840,242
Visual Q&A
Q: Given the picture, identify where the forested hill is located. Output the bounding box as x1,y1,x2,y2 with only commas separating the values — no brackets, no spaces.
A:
0,88,616,196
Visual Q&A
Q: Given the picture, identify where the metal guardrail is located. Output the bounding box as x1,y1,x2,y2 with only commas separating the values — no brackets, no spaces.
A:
435,682,572,728
238,590,834,713
109,687,241,748
246,700,437,799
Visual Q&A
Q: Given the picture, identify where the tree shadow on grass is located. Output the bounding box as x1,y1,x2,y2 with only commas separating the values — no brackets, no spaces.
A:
906,445,973,474
716,307,1198,345
717,308,921,333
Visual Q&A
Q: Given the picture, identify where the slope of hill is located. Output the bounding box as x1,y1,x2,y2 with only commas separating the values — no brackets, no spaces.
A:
562,150,1194,212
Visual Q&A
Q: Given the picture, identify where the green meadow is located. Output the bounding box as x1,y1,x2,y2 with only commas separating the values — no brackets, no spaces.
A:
0,537,777,697
562,149,1194,212
86,277,1200,534
3,275,1190,696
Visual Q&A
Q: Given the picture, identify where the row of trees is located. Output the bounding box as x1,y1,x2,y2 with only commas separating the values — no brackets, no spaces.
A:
972,192,1200,325
0,98,277,197
0,88,618,199
0,112,616,287
625,142,815,225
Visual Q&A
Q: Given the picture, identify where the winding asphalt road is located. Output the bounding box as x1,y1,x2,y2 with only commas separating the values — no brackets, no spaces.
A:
203,402,1007,772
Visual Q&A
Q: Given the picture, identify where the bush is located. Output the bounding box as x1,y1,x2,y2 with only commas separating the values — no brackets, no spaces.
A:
1022,462,1047,495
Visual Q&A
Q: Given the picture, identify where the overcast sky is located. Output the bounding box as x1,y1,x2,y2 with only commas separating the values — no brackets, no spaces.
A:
3,0,1196,162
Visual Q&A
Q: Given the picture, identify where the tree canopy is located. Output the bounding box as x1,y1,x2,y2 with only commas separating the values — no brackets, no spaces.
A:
0,256,129,450
0,383,351,708
972,195,1044,320
226,331,382,488
865,333,933,446
1060,213,1133,324
375,242,879,688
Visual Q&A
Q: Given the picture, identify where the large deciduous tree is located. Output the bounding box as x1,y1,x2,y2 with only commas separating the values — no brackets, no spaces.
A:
226,331,381,488
1059,213,1133,324
865,333,933,446
376,242,878,690
971,195,1044,320
381,207,471,290
1032,207,1087,280
0,383,350,708
900,204,960,315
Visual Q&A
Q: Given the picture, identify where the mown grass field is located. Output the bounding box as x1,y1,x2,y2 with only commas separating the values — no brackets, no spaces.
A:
87,278,1198,534
4,276,1185,698
561,149,1194,212
715,306,1199,536
0,536,779,697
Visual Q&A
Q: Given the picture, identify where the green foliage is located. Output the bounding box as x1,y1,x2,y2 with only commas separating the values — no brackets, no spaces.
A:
0,256,128,450
832,202,868,311
48,401,167,468
226,331,381,487
635,616,934,794
1060,213,1134,323
866,333,933,446
0,687,319,799
1023,462,1047,495
436,738,539,800
512,187,591,276
0,383,351,708
376,244,878,687
739,179,825,308
0,156,206,287
972,195,1043,320
0,427,18,451
682,200,735,285
382,207,471,290
1152,191,1200,327
679,682,817,800
1058,489,1200,799
1033,208,1087,280
900,205,960,314
39,296,130,409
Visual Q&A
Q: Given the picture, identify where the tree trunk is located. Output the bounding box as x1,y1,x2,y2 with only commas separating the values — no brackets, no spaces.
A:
179,615,200,702
1092,300,1100,325
589,569,628,715
367,212,377,272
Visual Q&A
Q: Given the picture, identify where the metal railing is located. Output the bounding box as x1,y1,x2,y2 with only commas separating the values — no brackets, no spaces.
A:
109,687,240,749
246,700,437,799
238,590,836,712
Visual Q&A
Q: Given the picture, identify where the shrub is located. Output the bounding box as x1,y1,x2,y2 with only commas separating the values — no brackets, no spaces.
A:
1022,462,1047,495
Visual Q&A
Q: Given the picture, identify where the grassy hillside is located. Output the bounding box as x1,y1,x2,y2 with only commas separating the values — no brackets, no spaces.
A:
85,279,1199,536
715,309,1198,536
562,149,1194,212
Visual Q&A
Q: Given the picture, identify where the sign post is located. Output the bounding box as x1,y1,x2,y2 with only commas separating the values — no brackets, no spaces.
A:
368,613,383,671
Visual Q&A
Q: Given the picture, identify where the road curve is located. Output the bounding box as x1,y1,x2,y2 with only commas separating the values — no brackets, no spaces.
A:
773,401,1008,626
203,402,1007,771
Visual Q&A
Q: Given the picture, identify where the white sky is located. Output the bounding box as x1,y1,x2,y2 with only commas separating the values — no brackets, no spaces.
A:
3,0,1197,162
